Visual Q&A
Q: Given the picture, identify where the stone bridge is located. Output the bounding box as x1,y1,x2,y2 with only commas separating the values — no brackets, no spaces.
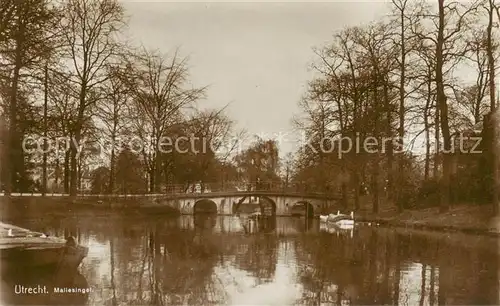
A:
0,190,341,217
142,191,340,217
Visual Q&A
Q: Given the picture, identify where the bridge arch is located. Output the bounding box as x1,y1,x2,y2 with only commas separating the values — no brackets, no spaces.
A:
259,196,276,216
231,195,277,216
291,201,314,218
193,199,218,214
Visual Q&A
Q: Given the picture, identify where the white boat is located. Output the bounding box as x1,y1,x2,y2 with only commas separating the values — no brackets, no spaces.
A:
319,211,355,228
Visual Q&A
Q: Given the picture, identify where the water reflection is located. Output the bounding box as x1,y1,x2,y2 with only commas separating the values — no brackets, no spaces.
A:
1,269,89,305
235,215,277,234
193,213,217,230
2,215,498,305
319,222,354,238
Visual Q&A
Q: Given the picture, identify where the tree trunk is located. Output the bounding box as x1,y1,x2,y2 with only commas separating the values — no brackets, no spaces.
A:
384,79,393,204
154,150,161,193
69,129,80,196
70,84,86,197
108,146,115,194
5,15,26,195
433,102,440,179
64,150,70,193
341,169,348,210
424,77,433,181
6,56,22,195
354,171,360,210
487,0,498,214
77,155,82,193
154,166,161,193
42,63,48,196
371,162,380,214
54,157,59,191
397,5,407,213
373,85,380,214
424,116,431,181
436,0,452,212
149,169,155,193
337,101,348,210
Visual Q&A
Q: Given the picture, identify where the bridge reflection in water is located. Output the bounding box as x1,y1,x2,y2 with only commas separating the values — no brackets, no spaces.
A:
3,214,498,305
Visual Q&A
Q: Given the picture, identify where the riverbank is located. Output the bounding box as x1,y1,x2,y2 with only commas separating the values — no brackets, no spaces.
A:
357,204,500,237
0,196,181,220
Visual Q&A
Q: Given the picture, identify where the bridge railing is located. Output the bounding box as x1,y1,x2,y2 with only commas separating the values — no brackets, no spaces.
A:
0,181,333,197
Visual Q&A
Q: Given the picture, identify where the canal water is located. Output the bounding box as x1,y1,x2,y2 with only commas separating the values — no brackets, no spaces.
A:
1,213,499,305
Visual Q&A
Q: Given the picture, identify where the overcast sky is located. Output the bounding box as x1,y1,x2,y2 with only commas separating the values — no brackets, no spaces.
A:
122,1,392,155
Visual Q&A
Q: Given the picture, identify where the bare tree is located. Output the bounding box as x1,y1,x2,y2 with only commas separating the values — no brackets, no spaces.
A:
48,71,78,193
125,49,205,192
96,64,131,193
436,0,478,211
187,108,236,187
485,0,499,212
391,0,421,211
409,0,478,211
352,21,399,213
453,28,491,127
61,0,125,196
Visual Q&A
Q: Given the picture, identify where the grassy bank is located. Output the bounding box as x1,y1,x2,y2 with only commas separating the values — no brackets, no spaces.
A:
0,196,180,220
357,205,500,236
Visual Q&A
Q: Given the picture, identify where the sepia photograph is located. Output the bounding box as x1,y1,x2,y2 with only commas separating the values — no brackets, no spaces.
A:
0,0,499,305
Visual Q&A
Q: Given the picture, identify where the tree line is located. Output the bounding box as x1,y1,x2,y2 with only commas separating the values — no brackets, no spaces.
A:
4,0,498,214
0,0,283,196
291,0,499,213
